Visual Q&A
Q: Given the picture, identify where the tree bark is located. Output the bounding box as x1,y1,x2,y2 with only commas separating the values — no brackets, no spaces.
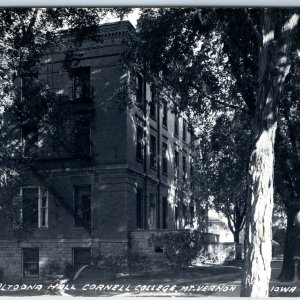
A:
241,9,299,297
234,230,240,244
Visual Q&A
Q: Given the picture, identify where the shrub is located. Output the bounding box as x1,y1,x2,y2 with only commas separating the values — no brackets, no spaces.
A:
41,260,63,278
63,262,75,279
149,230,202,269
194,244,237,265
100,254,127,274
128,252,150,274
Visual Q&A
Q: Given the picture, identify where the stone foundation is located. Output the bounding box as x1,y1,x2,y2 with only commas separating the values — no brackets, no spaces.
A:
0,239,128,281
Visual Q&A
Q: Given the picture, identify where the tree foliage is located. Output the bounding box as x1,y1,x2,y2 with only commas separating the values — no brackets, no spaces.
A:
196,110,251,243
275,48,300,281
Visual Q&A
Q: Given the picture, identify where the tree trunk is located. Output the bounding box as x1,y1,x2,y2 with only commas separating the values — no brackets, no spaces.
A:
241,9,299,297
234,231,243,261
279,208,297,281
234,230,240,244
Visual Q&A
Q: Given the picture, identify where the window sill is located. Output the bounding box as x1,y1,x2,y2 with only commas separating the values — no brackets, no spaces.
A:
13,227,49,231
162,125,168,130
73,226,92,230
150,166,157,171
70,98,92,103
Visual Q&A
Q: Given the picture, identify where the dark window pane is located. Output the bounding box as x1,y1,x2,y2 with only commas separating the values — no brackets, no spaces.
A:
190,206,195,226
23,248,39,278
183,119,187,142
136,74,144,105
174,115,179,137
136,124,144,161
22,188,39,228
23,248,39,261
162,197,168,229
162,102,168,128
74,117,90,157
183,156,187,182
73,67,90,101
183,204,187,226
74,186,91,228
149,93,156,119
136,187,143,229
73,248,91,273
162,142,168,174
175,206,179,229
174,150,179,180
150,135,157,168
22,125,38,157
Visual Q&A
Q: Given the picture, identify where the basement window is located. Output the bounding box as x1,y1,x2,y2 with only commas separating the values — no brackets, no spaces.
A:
73,248,91,274
23,248,39,278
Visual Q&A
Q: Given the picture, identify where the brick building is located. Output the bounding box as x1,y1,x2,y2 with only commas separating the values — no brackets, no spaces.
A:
0,21,197,280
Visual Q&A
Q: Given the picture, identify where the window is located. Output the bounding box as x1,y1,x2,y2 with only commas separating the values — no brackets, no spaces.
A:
174,114,179,137
136,74,144,105
20,187,48,228
183,119,187,142
74,117,91,157
150,135,157,169
73,248,91,274
183,204,187,227
174,150,179,180
22,125,38,157
74,186,91,228
20,74,37,101
136,124,144,162
162,102,168,128
162,142,168,175
190,206,195,226
39,189,48,227
190,160,194,178
183,156,187,182
162,197,168,229
149,193,157,230
149,92,156,119
175,206,179,229
23,248,39,278
136,187,144,229
73,67,90,101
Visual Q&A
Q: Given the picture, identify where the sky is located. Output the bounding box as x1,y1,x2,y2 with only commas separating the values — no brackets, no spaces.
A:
101,8,141,27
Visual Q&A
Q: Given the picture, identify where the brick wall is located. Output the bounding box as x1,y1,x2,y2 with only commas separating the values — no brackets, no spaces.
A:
0,239,128,281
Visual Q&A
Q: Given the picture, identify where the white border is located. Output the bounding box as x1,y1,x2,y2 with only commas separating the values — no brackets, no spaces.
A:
0,1,299,7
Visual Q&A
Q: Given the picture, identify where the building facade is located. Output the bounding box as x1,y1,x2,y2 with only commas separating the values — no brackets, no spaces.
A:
0,21,197,280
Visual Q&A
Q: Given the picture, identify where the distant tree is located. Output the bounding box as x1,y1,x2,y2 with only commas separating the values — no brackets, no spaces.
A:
196,111,250,244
